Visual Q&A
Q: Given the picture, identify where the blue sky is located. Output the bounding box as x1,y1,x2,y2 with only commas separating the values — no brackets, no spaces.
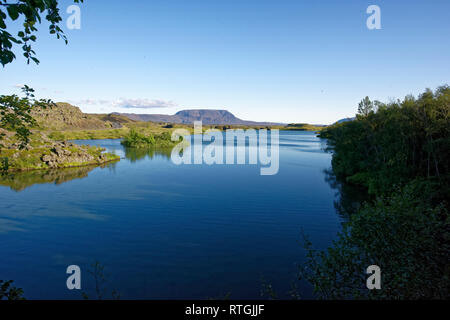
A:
1,0,449,124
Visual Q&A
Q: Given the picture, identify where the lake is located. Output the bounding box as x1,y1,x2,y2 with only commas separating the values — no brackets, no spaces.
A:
0,131,342,299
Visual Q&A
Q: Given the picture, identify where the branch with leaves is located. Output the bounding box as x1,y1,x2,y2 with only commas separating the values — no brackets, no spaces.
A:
0,280,25,300
0,85,55,149
0,0,83,66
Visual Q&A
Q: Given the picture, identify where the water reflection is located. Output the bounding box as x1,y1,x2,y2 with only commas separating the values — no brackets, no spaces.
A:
323,167,370,218
0,145,175,191
0,163,117,192
124,146,173,162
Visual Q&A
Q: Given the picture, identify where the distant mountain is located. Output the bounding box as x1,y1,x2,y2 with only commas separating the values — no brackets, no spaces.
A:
112,109,283,126
336,117,356,124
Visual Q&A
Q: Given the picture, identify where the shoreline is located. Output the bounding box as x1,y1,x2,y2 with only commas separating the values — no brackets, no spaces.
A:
2,156,121,173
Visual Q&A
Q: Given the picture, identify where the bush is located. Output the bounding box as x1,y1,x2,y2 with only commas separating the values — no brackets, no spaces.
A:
121,129,178,148
300,182,449,299
0,280,24,300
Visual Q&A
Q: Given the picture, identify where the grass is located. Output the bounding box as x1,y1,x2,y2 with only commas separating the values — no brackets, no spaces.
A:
48,128,130,141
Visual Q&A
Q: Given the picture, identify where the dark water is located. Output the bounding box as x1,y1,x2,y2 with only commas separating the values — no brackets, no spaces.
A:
0,131,341,299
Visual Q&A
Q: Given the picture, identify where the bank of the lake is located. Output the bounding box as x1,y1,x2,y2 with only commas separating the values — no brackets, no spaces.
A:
0,132,120,173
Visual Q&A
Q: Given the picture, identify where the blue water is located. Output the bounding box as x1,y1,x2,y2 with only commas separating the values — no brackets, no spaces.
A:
0,131,341,299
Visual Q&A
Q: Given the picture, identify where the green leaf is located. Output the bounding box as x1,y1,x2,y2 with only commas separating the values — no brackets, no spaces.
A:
7,5,19,21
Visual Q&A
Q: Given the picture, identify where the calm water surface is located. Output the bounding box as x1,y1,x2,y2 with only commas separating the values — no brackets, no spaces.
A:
0,131,341,299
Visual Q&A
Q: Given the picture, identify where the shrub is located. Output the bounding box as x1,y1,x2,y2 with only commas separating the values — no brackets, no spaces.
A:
300,182,449,299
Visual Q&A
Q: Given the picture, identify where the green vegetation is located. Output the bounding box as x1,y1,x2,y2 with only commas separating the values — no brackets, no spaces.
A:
0,1,114,174
302,85,450,299
0,280,24,300
0,141,119,172
319,85,449,196
81,261,121,300
48,128,130,141
121,129,179,148
284,123,325,132
0,90,120,173
0,85,54,149
0,0,83,66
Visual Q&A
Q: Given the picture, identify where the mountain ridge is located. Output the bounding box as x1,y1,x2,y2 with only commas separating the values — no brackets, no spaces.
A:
111,109,284,126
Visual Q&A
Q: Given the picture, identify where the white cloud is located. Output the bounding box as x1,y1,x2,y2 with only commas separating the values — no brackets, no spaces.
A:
71,98,177,109
73,99,107,105
112,98,177,109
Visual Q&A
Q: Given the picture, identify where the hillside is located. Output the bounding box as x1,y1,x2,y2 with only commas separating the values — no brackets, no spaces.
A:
112,109,283,126
335,117,356,124
32,103,136,130
26,104,326,141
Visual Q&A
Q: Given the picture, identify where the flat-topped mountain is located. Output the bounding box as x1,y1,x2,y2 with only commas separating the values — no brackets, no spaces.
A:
112,109,283,126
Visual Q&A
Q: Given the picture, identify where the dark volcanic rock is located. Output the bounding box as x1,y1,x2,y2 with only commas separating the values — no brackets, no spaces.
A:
41,142,98,168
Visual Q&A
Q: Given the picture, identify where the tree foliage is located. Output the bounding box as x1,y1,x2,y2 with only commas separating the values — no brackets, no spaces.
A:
357,96,374,117
0,280,25,300
121,129,177,148
320,86,450,196
300,182,449,299
303,86,450,299
0,0,83,66
0,85,55,149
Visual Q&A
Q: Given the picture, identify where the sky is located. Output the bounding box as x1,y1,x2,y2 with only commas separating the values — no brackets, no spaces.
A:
1,0,449,124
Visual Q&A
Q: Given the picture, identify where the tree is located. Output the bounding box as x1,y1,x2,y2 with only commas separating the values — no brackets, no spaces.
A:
0,85,54,149
310,85,450,299
321,86,450,195
357,96,374,117
0,0,83,66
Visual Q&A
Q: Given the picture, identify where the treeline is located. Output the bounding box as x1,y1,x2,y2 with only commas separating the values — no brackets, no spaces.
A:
319,85,449,196
301,86,449,299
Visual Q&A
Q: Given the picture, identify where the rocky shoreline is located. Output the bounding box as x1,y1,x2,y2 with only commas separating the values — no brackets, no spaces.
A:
40,141,119,169
0,132,120,172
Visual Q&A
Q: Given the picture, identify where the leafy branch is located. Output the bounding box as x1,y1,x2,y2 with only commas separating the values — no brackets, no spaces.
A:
0,0,84,66
0,85,55,149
